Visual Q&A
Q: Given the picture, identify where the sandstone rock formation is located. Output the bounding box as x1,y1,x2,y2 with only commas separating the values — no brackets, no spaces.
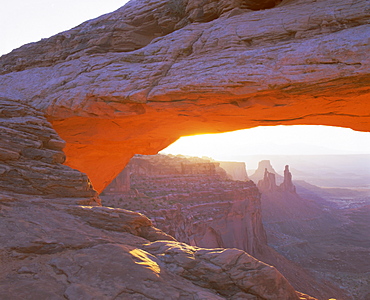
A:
255,161,362,299
0,0,368,298
0,192,314,299
282,165,296,192
257,163,296,193
0,114,316,300
104,154,250,194
0,98,99,205
102,154,266,255
144,241,300,300
1,0,369,192
102,154,343,299
258,168,278,191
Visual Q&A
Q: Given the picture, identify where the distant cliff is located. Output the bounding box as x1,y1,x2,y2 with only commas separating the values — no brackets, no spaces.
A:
104,154,250,193
102,154,266,256
218,161,249,181
101,154,343,299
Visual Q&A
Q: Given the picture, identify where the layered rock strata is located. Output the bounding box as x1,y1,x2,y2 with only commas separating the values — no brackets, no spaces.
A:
102,154,339,299
0,105,315,299
0,98,98,205
0,0,369,192
0,191,312,299
0,0,367,298
103,154,266,255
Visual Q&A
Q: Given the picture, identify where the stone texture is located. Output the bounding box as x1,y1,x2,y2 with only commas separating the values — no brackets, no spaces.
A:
102,154,346,299
0,0,367,298
0,98,99,204
0,194,313,300
102,154,266,255
144,241,300,300
0,0,369,192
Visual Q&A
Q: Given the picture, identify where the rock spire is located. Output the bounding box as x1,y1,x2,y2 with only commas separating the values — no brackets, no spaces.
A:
257,163,296,193
281,165,296,193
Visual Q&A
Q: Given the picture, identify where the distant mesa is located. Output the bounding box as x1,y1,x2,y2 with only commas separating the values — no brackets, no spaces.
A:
250,160,283,183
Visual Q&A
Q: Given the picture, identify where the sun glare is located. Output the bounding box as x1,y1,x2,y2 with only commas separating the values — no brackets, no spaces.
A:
1,1,129,56
160,125,370,159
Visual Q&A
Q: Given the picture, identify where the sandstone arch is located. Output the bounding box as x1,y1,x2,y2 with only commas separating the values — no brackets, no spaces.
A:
1,0,369,192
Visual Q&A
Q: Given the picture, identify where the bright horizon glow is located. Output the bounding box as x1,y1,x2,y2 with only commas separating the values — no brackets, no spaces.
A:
160,125,370,159
1,1,130,56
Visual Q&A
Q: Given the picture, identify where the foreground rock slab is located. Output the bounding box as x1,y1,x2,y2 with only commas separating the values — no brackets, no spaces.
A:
0,194,314,300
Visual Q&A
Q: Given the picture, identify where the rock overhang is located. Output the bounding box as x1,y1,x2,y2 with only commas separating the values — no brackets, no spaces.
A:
0,0,369,192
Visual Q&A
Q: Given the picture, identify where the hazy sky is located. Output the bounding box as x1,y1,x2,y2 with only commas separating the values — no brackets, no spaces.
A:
2,2,370,160
1,1,129,56
160,125,370,159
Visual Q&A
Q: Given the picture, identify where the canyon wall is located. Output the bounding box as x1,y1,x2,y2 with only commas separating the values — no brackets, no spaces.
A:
218,161,249,181
103,154,266,255
0,0,369,192
102,154,343,299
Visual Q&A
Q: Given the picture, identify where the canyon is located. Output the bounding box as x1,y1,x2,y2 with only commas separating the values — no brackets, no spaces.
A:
253,159,370,300
101,154,346,299
1,0,369,298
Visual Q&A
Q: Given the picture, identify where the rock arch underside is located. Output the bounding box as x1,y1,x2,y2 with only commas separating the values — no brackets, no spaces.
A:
0,0,369,299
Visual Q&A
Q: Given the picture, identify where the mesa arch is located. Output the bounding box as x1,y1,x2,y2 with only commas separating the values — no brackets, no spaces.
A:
0,0,369,193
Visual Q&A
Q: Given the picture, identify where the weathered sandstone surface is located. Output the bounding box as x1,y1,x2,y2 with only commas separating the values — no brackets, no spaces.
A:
102,154,341,299
0,195,312,300
0,104,315,298
0,98,98,205
0,0,368,298
1,0,369,192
